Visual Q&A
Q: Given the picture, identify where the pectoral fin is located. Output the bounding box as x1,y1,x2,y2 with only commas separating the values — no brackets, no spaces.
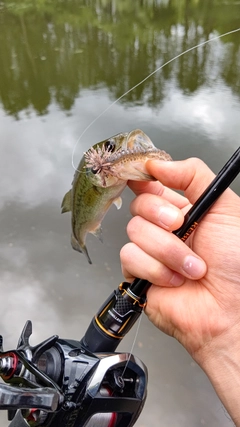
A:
71,234,92,264
113,196,122,210
61,189,72,213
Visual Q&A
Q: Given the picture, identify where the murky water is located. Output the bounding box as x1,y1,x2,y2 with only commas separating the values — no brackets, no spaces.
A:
0,1,240,426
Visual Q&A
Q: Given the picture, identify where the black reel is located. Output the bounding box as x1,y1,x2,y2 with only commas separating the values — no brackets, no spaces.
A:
0,321,147,427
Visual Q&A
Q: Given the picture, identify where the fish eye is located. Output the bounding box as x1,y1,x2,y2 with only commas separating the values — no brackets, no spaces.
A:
104,139,116,152
91,167,100,174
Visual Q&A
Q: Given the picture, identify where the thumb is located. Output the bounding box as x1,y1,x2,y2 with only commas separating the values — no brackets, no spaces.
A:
147,158,216,204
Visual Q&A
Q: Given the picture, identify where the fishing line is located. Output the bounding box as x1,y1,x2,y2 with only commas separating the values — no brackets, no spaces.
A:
71,27,240,172
120,311,143,381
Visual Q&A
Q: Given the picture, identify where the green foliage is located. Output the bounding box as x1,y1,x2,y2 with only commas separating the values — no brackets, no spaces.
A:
0,0,239,116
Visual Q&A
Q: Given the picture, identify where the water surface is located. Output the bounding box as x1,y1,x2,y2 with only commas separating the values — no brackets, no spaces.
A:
0,1,240,426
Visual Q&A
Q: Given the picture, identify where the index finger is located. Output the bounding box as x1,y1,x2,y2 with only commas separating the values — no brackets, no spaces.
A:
128,178,189,210
146,158,216,204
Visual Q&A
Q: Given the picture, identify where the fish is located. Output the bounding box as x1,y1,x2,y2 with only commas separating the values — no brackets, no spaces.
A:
61,129,172,264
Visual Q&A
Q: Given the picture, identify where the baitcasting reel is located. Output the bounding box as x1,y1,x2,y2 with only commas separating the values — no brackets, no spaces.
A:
0,320,147,427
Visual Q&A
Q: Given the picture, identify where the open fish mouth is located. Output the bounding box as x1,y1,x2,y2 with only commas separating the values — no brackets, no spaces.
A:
84,129,172,185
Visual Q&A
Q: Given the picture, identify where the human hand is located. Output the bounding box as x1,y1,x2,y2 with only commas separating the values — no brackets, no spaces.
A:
120,158,240,362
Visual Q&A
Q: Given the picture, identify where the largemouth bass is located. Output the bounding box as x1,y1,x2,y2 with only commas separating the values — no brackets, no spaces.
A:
61,129,172,264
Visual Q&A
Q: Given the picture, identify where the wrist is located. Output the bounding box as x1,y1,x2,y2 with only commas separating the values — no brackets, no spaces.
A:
194,326,240,426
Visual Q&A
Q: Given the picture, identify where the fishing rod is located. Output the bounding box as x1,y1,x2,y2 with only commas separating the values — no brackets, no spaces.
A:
0,146,239,427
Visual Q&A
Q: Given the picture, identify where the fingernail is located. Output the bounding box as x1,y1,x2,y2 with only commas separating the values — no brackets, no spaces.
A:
182,255,206,278
170,273,185,287
158,206,178,228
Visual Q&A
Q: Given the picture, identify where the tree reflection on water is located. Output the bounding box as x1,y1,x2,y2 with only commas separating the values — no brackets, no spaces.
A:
0,0,239,118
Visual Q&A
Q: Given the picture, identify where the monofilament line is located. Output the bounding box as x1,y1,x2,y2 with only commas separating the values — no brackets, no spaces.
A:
120,312,143,381
72,27,240,172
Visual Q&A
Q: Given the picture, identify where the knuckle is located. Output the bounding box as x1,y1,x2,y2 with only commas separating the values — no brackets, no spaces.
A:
119,244,131,264
130,193,148,215
187,157,205,169
147,261,165,284
126,216,143,237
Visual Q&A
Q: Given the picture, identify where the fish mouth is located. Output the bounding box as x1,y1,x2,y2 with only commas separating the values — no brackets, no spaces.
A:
84,129,171,186
99,129,171,182
84,129,155,174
